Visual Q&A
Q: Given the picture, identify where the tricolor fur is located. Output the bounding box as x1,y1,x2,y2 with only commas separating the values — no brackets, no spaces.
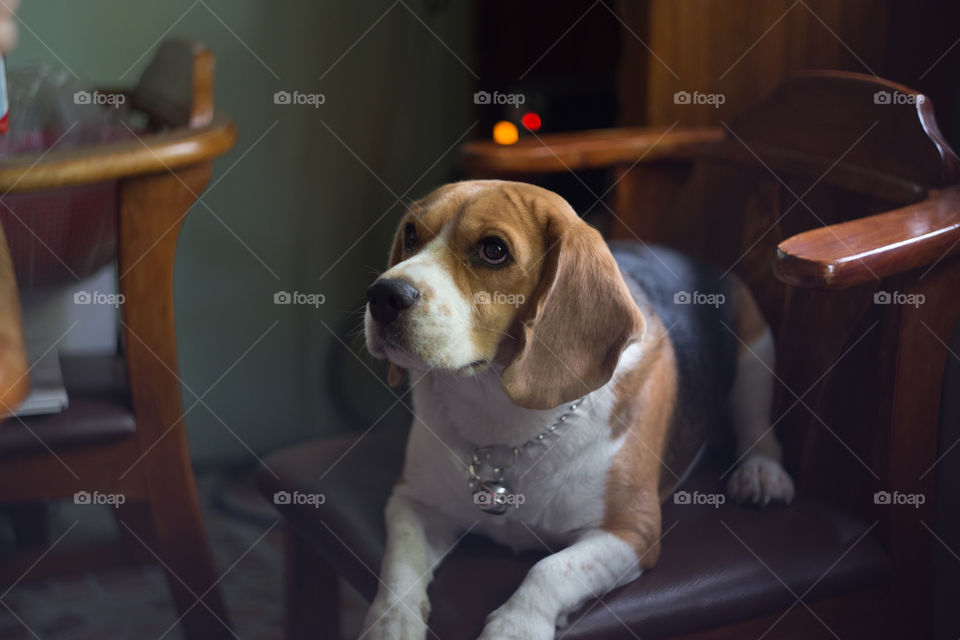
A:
362,180,793,640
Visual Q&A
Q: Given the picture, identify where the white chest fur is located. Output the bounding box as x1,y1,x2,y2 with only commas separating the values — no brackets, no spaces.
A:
394,344,642,552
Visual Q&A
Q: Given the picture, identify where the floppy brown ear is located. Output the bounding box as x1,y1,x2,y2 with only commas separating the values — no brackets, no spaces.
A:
500,220,645,410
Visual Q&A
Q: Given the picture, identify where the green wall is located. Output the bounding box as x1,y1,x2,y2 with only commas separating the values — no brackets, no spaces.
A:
10,0,473,465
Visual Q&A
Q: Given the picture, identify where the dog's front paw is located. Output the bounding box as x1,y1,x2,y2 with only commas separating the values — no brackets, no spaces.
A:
727,454,795,506
478,601,555,640
361,596,429,640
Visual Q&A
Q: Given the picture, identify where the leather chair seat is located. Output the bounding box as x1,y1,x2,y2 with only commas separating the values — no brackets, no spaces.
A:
258,425,891,639
0,355,135,457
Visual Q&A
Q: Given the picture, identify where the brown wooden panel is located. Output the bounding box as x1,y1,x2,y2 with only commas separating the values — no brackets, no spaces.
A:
621,0,891,127
729,72,960,189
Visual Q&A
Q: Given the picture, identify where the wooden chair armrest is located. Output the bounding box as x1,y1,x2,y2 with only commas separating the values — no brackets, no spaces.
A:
0,38,232,193
774,186,960,289
0,223,28,416
0,114,235,193
459,126,724,175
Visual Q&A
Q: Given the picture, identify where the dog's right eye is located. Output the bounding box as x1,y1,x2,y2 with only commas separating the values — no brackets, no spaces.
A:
403,223,418,253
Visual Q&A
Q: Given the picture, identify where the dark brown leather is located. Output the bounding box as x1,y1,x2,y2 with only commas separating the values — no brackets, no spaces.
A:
0,355,135,457
258,428,890,639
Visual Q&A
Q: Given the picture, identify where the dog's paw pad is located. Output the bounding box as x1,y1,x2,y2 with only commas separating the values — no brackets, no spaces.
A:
727,455,795,506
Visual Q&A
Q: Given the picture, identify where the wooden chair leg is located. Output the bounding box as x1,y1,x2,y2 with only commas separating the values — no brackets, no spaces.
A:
114,500,159,563
118,164,232,640
115,478,230,639
286,526,340,640
146,459,233,640
876,259,960,638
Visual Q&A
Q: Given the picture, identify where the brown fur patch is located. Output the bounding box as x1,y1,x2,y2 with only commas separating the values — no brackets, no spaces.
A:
603,302,678,561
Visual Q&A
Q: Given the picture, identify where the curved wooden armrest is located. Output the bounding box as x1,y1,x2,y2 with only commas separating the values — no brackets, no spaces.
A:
774,186,960,289
0,38,233,193
0,113,235,193
0,224,28,416
459,126,724,175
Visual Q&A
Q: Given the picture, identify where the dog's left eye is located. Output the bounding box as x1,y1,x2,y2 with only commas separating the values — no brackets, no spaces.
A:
478,236,509,265
403,223,418,253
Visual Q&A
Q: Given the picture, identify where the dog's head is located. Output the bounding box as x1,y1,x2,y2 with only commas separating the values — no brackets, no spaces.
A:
364,180,644,410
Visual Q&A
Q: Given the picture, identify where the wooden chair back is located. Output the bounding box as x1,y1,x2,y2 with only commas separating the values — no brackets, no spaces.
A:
461,71,960,635
607,72,955,513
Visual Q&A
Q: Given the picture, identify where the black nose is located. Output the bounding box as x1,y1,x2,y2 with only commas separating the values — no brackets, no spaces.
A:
366,278,420,325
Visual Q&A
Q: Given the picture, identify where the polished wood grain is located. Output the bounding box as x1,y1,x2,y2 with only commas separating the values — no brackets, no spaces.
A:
460,126,722,176
870,260,960,631
118,162,231,639
0,113,234,193
0,222,27,416
728,71,960,190
776,186,960,289
617,0,890,127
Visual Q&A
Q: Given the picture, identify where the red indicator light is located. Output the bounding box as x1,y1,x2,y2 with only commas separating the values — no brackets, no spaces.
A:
521,112,541,131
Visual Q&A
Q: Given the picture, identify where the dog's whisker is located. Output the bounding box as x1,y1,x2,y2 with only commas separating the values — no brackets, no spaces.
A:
468,322,514,340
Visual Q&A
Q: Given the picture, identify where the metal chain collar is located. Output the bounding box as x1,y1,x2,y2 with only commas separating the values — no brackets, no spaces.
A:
467,396,586,515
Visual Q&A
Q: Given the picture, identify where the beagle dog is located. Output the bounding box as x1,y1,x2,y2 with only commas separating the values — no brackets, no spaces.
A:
361,180,794,640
